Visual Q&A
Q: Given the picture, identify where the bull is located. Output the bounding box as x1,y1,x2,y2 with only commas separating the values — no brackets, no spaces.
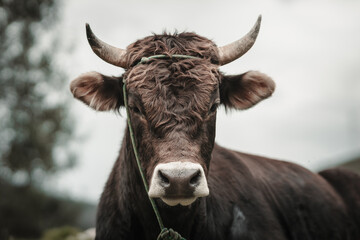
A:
70,16,360,239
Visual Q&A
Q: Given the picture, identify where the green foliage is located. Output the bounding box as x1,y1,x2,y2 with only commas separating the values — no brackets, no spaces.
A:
41,226,80,240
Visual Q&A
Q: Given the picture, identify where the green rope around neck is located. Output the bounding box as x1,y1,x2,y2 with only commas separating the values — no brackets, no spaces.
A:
123,54,201,240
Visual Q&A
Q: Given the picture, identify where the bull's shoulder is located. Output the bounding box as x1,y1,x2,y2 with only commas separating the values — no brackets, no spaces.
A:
210,144,354,239
211,143,344,205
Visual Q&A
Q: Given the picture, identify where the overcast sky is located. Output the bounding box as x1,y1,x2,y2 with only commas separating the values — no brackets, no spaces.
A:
48,0,360,203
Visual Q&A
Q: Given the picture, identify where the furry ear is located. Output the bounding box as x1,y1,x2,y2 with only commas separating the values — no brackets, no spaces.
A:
220,71,275,110
70,71,124,111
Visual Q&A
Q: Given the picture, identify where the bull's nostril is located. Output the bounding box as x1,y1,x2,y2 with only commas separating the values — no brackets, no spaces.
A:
159,170,170,187
190,170,201,186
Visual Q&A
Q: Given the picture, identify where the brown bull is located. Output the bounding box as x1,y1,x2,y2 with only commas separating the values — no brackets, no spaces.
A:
70,16,360,240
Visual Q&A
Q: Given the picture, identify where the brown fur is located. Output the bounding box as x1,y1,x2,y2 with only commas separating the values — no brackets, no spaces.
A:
124,32,220,68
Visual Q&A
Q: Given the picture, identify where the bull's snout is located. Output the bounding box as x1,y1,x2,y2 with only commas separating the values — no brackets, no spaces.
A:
158,168,201,193
148,162,209,206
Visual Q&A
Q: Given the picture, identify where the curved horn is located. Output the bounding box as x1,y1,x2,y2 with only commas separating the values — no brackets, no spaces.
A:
218,15,262,66
86,23,127,68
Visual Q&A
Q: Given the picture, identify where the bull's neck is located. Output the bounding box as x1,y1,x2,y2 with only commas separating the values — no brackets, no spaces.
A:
119,126,151,207
120,124,207,239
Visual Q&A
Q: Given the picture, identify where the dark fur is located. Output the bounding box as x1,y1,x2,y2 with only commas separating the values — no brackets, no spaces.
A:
70,32,360,239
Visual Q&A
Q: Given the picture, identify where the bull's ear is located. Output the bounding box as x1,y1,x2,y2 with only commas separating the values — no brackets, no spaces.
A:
70,71,124,111
220,71,275,110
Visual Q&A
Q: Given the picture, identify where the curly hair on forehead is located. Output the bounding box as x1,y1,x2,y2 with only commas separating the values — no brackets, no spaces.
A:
123,32,222,91
125,57,221,137
120,32,223,136
124,32,220,67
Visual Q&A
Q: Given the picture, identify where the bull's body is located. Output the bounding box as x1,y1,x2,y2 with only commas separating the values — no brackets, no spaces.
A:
97,141,360,240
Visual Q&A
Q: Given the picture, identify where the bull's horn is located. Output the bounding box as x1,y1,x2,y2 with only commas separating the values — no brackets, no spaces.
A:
218,15,262,66
86,23,127,68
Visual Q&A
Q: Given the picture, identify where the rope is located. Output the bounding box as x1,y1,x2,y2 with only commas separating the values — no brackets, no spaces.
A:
138,54,200,65
123,82,165,230
157,228,186,240
122,54,201,240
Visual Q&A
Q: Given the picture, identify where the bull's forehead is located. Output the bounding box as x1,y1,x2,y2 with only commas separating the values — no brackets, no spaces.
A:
127,60,219,109
126,60,220,134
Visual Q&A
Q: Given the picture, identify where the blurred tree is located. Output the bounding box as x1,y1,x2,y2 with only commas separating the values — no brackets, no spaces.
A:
0,0,75,186
0,0,84,239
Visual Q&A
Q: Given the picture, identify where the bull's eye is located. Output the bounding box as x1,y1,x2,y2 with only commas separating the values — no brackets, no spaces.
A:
209,103,219,114
130,106,141,115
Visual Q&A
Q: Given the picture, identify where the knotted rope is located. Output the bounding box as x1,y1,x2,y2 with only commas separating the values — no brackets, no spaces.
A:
123,54,201,240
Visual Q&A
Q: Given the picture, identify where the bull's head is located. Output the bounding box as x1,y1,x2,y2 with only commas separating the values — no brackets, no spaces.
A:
70,16,275,206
